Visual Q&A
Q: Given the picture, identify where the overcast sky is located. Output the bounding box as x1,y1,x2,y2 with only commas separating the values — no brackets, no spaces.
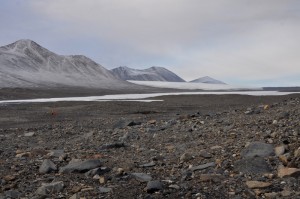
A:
1,0,300,86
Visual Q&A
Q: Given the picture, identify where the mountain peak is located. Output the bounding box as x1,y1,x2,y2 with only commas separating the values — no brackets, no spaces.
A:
1,39,42,52
190,76,226,84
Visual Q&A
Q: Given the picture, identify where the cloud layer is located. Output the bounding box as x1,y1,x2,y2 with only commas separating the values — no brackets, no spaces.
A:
1,0,300,86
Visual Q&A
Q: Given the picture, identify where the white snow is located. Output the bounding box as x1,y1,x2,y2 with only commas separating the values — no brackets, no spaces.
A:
128,81,261,90
0,91,296,104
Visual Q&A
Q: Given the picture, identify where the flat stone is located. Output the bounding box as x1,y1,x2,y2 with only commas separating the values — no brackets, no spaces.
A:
246,181,272,189
275,146,285,156
39,159,57,174
241,142,274,158
234,156,272,174
169,184,180,189
189,162,215,172
36,181,64,195
3,175,16,181
199,150,212,158
59,160,102,173
146,180,163,193
264,192,278,199
15,152,31,158
69,193,80,199
294,147,300,158
24,132,35,137
4,190,22,198
131,173,152,182
278,167,300,178
99,187,112,193
199,174,224,182
180,152,193,163
140,162,156,168
48,150,65,158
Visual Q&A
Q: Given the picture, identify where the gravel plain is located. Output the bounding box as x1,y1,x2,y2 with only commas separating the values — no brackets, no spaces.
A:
0,90,300,198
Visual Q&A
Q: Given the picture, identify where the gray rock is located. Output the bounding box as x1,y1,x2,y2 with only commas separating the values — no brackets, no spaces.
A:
146,180,163,193
36,181,64,195
241,142,274,158
85,167,110,177
278,112,290,119
189,162,215,172
48,150,65,158
234,156,272,174
140,161,156,168
24,132,35,137
4,190,22,198
99,187,112,193
39,159,57,174
59,160,102,173
131,173,152,182
199,150,212,158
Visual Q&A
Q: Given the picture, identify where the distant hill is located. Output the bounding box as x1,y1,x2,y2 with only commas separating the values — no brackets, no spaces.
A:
111,66,185,82
190,76,226,84
0,39,134,88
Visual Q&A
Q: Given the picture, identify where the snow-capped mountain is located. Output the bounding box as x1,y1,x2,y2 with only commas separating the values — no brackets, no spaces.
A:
190,76,226,84
111,66,185,82
0,39,133,88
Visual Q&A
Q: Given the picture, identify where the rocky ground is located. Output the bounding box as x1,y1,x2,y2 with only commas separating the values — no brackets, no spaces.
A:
0,93,300,199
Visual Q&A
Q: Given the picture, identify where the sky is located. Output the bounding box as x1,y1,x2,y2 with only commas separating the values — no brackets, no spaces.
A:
0,0,300,86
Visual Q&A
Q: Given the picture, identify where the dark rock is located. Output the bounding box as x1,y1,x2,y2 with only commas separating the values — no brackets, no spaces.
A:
59,159,102,173
114,119,141,129
85,167,110,177
146,180,163,193
234,156,272,174
241,142,274,158
99,142,125,150
127,121,142,126
39,159,57,174
278,112,290,119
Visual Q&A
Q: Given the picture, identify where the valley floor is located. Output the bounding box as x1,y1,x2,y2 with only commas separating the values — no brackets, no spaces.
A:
0,93,300,198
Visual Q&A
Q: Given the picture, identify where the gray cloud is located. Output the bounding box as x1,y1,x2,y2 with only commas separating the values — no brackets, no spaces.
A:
11,0,300,85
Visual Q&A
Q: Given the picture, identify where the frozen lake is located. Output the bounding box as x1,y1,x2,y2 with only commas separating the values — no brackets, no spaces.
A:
0,91,298,104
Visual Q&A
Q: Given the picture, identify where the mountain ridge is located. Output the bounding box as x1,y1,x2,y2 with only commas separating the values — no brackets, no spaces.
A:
0,39,131,88
111,66,185,82
190,76,226,84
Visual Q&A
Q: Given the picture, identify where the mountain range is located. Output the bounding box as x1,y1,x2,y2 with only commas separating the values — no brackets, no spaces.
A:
0,39,225,88
0,39,134,88
111,66,185,82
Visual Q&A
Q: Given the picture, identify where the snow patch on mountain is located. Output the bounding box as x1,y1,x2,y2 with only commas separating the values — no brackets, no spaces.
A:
111,66,185,82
